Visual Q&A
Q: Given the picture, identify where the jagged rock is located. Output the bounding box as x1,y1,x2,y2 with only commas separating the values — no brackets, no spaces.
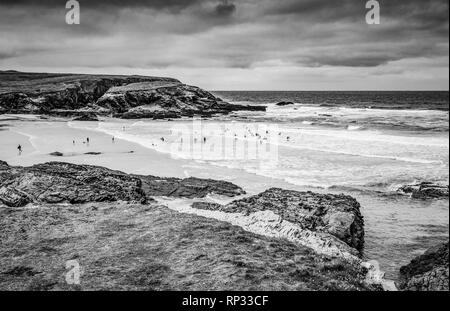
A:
397,182,449,199
193,188,365,254
0,162,245,207
0,71,265,119
398,242,449,291
0,162,148,207
138,176,246,199
100,82,266,119
276,101,294,106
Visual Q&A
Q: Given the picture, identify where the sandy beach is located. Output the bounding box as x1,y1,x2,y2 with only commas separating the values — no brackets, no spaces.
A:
0,115,298,194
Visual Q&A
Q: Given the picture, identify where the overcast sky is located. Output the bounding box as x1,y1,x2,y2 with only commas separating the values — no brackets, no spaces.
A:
0,0,448,90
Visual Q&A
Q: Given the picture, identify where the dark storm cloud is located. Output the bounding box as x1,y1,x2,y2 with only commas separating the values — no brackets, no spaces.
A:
0,0,201,10
257,0,449,67
0,0,448,89
215,0,236,17
0,51,17,60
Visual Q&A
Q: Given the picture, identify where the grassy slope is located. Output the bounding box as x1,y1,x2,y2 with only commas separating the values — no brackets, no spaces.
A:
0,202,374,291
0,71,179,95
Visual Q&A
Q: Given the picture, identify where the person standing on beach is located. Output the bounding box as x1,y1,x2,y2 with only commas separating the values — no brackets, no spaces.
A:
17,144,22,155
112,137,115,143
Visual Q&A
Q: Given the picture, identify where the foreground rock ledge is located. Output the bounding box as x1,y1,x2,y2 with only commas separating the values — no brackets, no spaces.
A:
0,161,245,207
0,161,381,290
0,203,377,291
193,188,365,257
398,242,449,291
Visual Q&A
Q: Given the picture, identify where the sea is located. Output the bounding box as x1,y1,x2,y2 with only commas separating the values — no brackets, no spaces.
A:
72,91,450,280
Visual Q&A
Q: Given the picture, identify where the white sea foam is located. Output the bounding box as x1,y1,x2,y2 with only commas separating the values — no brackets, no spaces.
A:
68,119,449,193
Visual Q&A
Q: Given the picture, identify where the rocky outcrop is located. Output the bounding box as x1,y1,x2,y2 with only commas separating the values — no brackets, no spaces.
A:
0,71,265,119
0,162,245,207
97,82,266,119
397,182,449,199
0,162,148,207
276,101,294,106
138,175,245,199
194,188,364,253
398,242,449,291
190,188,365,262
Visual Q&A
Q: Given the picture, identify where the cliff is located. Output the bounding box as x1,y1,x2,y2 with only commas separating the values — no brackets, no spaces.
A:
0,71,265,119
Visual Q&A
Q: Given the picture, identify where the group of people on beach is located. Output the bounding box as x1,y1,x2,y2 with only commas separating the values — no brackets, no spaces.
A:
72,137,91,146
16,135,119,156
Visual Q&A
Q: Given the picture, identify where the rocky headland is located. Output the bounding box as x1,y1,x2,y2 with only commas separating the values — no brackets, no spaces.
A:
0,71,265,119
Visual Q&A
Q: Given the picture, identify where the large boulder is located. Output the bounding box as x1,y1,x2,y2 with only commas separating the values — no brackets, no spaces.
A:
398,242,449,291
0,162,148,207
193,188,365,257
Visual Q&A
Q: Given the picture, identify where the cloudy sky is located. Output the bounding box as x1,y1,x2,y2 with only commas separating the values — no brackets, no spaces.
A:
0,0,448,90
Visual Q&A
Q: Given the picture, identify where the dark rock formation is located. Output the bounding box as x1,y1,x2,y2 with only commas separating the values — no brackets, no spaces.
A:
138,175,246,199
398,242,449,291
397,182,449,199
0,162,245,207
49,152,64,157
0,202,376,291
0,162,148,207
193,188,365,253
0,71,265,119
276,101,295,106
100,82,266,119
